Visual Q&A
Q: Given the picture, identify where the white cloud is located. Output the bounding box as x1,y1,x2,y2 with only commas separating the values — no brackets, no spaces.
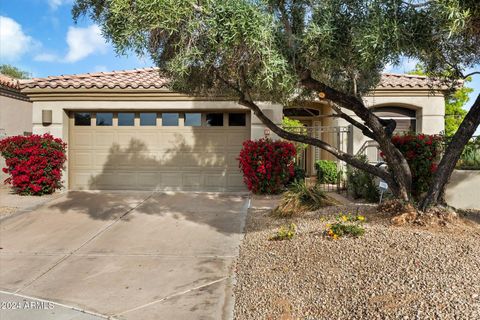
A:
93,65,108,72
47,0,71,10
0,16,33,62
64,25,108,63
34,53,58,62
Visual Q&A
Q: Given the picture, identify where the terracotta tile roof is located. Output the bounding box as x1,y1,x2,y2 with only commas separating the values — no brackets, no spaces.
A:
20,68,447,91
0,74,21,90
21,67,168,90
378,73,449,90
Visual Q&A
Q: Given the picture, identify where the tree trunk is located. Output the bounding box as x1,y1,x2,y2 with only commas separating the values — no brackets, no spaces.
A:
419,93,480,211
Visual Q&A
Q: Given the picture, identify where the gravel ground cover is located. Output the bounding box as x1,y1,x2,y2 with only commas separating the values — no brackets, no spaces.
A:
0,206,18,219
234,203,480,320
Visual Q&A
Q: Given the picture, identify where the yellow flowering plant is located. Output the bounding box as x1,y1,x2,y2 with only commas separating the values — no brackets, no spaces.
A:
325,213,366,239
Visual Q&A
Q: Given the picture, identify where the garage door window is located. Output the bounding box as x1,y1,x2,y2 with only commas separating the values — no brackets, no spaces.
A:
229,113,246,126
185,113,201,126
140,113,157,126
206,113,224,126
162,113,179,126
118,113,135,126
74,113,91,126
96,113,113,126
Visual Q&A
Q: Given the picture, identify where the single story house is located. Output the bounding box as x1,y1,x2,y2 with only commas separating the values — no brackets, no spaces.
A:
19,68,445,191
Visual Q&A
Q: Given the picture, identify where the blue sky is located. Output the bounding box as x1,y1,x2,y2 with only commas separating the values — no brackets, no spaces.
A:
0,0,478,131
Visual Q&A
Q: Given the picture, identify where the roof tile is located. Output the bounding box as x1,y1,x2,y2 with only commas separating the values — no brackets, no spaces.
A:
20,68,448,91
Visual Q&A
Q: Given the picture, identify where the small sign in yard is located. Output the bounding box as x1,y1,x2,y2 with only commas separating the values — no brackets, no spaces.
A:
379,180,388,203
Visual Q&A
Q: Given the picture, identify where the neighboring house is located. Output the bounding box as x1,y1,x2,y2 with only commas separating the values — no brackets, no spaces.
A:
0,74,32,137
20,69,445,191
0,74,32,185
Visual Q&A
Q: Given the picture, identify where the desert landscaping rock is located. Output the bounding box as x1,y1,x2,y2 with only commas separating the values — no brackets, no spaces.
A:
234,203,480,319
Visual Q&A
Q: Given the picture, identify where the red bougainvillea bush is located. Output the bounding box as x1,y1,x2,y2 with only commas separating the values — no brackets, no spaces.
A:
0,134,67,195
238,138,296,194
381,133,442,198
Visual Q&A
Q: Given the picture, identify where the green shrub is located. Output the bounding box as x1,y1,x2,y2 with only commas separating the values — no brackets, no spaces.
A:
346,156,379,202
315,160,338,184
273,181,336,217
269,223,297,241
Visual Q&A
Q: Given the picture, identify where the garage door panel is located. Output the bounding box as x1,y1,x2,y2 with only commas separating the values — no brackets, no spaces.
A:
71,152,93,170
227,153,241,167
70,112,249,191
203,153,226,167
95,132,116,148
227,174,244,188
72,132,93,149
180,152,203,167
205,174,226,188
160,173,182,188
137,172,160,189
183,174,203,188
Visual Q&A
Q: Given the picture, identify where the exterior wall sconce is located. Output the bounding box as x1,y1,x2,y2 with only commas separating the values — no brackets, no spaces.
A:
264,127,271,137
42,110,52,126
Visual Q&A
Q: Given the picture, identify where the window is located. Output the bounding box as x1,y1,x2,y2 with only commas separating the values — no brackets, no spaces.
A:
206,113,223,126
118,113,135,126
185,113,201,126
96,113,113,126
74,113,91,126
162,113,179,126
228,113,246,126
140,113,157,126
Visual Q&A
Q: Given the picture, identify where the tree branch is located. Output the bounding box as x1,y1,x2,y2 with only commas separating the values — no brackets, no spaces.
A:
330,103,376,140
238,97,394,185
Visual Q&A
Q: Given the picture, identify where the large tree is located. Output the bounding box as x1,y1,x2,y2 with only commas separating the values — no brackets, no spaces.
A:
0,64,30,79
73,0,480,210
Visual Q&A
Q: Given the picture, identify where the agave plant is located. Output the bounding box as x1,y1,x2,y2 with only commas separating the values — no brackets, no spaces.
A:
273,181,336,217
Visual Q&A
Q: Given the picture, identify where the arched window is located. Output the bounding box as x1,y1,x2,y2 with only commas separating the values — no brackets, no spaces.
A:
372,106,417,133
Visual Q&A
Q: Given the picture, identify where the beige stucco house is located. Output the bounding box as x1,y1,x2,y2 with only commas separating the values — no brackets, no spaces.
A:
19,68,445,191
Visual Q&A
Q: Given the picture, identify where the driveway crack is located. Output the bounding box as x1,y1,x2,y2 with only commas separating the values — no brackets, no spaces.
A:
115,277,228,316
14,192,154,294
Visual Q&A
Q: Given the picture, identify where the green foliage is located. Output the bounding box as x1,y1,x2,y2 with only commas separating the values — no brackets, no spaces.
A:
72,0,480,101
289,165,306,185
0,64,30,79
269,223,297,241
409,64,473,136
282,117,308,155
456,136,480,170
274,181,335,217
315,160,338,184
346,156,379,202
325,214,366,239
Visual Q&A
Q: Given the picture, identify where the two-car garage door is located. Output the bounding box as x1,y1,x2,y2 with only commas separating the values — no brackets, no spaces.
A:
69,111,249,191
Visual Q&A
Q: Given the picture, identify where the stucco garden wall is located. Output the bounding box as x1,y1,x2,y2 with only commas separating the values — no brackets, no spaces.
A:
445,170,480,210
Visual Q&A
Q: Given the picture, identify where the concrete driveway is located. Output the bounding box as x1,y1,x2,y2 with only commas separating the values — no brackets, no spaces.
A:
0,191,248,320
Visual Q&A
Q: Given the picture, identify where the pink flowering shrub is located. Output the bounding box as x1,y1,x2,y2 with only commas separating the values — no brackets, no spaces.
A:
0,134,67,195
238,138,296,194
